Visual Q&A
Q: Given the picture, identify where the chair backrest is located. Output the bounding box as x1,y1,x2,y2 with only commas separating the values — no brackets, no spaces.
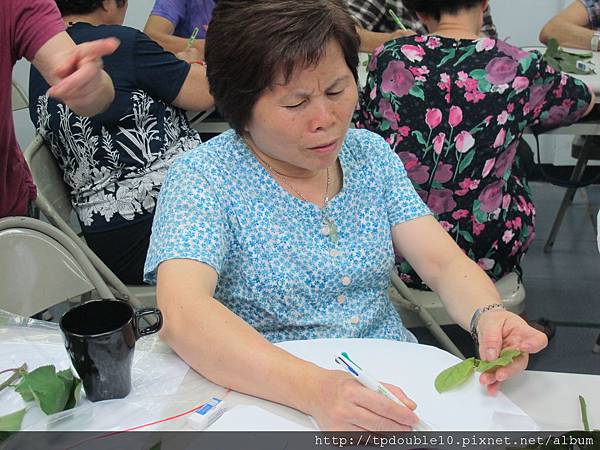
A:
11,80,28,111
23,135,73,224
0,217,114,317
23,135,151,309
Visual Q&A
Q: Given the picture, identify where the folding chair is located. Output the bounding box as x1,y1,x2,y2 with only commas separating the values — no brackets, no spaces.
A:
0,217,114,317
389,270,526,359
11,80,28,111
22,135,154,309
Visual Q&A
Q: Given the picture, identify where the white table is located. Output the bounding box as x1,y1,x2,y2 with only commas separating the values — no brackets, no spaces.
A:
1,323,598,433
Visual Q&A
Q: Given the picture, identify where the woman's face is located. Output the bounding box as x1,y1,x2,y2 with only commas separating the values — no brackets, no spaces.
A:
244,40,358,176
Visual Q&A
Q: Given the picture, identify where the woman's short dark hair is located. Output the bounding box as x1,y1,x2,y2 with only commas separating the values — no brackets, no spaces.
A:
205,0,360,134
403,0,485,21
56,0,127,16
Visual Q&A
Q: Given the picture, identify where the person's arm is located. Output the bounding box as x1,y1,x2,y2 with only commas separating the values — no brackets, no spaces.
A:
156,258,420,431
539,0,596,50
144,15,205,58
30,32,117,117
356,25,413,53
391,215,548,394
171,63,213,111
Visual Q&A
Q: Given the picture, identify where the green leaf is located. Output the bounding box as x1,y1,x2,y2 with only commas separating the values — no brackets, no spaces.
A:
458,149,475,174
478,78,492,93
23,366,70,415
469,69,487,80
379,120,390,132
57,369,82,411
477,348,522,373
546,38,559,57
519,54,535,73
434,357,476,393
0,409,26,432
458,230,474,243
438,48,457,67
14,378,34,403
454,46,476,66
473,200,488,224
411,130,427,146
409,85,425,101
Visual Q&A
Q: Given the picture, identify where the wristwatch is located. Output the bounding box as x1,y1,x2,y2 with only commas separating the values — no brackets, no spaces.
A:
592,32,600,52
469,303,507,346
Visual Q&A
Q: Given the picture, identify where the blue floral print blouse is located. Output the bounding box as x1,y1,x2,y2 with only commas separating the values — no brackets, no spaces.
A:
144,128,431,343
355,35,592,289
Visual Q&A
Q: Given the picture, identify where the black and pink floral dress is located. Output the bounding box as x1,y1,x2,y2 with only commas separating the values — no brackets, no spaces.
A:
355,35,592,290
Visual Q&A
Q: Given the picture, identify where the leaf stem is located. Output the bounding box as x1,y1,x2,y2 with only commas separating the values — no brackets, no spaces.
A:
0,363,28,394
579,395,590,432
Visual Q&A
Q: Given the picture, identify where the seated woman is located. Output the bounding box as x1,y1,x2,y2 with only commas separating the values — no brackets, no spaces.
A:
355,0,596,290
29,0,214,284
540,0,600,51
144,0,547,431
143,0,215,59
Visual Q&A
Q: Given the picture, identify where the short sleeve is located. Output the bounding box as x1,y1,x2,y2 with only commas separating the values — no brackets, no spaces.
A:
12,0,65,62
364,132,431,226
143,154,230,284
133,30,190,103
149,0,183,28
524,51,592,132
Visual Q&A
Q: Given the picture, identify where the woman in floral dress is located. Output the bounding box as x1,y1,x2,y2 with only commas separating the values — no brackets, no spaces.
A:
355,0,596,290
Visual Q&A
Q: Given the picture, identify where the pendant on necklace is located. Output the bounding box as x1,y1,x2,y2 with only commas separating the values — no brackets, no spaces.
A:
323,218,338,244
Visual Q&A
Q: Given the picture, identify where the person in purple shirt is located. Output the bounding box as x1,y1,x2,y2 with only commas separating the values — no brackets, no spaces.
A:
144,0,215,60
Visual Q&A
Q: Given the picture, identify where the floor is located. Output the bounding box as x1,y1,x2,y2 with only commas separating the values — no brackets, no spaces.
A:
414,182,600,375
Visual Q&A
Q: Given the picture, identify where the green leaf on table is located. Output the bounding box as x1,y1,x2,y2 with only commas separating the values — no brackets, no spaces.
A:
57,369,82,411
434,357,476,393
0,409,26,432
476,348,522,373
14,377,34,403
546,38,559,57
21,365,70,415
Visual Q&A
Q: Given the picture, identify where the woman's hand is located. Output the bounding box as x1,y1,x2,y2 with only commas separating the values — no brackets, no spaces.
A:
307,369,419,431
476,310,548,395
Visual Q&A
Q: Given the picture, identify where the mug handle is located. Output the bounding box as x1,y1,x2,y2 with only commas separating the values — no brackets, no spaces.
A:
134,308,163,338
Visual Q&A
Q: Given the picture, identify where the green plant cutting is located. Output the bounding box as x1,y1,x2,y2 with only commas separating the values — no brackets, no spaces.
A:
0,363,81,432
434,348,521,393
543,38,596,75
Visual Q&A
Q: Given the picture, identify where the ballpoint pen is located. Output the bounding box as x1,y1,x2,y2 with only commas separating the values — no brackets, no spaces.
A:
184,27,200,52
334,352,433,431
388,9,407,31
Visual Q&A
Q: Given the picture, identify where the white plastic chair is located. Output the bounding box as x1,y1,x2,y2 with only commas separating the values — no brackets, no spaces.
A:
0,217,114,317
22,135,154,309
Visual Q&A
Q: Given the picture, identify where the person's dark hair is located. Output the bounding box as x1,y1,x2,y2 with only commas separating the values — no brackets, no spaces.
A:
55,0,127,16
403,0,485,21
205,0,360,134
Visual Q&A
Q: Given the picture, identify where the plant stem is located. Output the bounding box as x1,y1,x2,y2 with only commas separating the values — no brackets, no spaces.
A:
579,395,590,432
0,363,27,394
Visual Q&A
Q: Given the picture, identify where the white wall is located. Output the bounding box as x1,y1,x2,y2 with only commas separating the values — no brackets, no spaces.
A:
12,0,580,164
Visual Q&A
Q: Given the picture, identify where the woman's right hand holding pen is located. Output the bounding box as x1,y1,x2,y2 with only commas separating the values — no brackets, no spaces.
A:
306,369,419,431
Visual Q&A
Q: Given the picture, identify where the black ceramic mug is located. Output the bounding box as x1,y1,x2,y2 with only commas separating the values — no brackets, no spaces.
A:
59,299,162,402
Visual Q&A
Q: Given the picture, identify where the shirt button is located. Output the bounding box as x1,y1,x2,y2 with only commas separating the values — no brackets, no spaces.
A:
329,249,341,257
337,295,346,304
350,316,360,325
320,224,330,236
341,276,351,286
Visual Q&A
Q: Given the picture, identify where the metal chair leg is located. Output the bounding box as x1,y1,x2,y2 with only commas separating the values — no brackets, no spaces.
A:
544,143,591,253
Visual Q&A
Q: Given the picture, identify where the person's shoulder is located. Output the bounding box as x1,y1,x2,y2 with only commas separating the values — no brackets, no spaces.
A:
172,130,245,174
343,128,391,162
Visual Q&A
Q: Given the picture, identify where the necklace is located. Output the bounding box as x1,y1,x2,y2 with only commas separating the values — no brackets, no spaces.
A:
248,144,339,244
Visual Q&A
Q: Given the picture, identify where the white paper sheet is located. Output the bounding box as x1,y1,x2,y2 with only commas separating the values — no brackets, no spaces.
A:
276,338,537,431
